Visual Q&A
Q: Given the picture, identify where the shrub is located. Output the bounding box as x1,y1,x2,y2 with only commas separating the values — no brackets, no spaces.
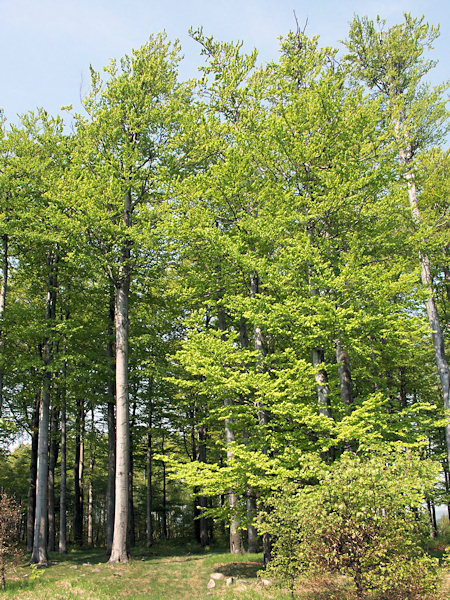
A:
259,450,441,599
0,491,21,591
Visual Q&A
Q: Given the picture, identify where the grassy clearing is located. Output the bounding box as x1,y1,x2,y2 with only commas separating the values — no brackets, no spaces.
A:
2,542,449,599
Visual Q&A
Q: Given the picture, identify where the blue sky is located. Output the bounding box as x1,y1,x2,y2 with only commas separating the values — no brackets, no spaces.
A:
1,0,448,124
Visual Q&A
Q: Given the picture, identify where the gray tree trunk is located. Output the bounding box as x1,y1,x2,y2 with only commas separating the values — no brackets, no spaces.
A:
106,289,116,555
59,381,67,554
87,406,95,547
249,274,271,564
109,189,131,564
73,397,84,546
335,339,353,408
109,276,130,562
0,234,8,418
47,405,59,551
218,306,244,554
27,398,39,553
31,250,58,565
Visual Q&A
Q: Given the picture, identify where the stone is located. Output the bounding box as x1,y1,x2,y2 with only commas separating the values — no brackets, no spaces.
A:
260,578,273,587
210,572,225,580
207,579,216,589
226,577,234,586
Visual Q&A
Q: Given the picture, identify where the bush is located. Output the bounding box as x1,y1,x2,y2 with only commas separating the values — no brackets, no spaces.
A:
259,450,441,600
0,491,21,591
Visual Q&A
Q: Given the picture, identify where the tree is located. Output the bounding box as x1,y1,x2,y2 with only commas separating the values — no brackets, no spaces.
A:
71,33,185,562
344,12,450,465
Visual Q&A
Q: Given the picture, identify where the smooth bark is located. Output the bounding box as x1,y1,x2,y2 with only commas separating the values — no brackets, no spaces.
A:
109,277,130,562
59,382,67,554
0,234,7,418
26,399,39,553
31,250,57,565
73,397,84,546
106,289,116,555
335,339,353,408
218,306,244,554
47,405,59,551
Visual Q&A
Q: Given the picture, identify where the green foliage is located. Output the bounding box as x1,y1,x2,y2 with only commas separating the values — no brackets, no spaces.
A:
259,450,441,599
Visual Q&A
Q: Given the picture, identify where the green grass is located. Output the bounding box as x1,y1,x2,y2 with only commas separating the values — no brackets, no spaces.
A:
2,541,449,600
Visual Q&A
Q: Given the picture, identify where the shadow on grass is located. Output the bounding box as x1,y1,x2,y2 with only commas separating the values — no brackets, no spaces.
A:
214,560,262,578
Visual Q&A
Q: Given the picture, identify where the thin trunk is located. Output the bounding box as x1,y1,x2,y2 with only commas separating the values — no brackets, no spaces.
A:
47,405,59,551
106,288,116,555
312,348,332,418
335,339,353,408
31,250,57,565
27,398,39,553
241,319,259,554
218,306,244,554
0,233,8,418
250,274,271,563
426,499,437,539
128,400,137,548
87,406,95,547
73,397,84,546
59,376,67,554
146,420,153,547
197,426,209,547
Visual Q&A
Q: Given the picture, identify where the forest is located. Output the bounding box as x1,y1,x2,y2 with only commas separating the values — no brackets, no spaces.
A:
0,12,449,600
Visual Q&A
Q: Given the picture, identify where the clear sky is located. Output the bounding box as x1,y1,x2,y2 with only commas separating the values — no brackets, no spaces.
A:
1,0,448,124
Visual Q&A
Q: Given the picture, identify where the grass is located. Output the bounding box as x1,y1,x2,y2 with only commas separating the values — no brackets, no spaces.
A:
2,540,449,600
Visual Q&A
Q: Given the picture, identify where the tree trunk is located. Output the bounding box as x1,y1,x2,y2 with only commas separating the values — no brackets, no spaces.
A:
106,289,116,555
73,397,84,546
59,379,67,554
47,405,59,551
109,278,130,560
31,250,57,565
197,426,209,547
0,233,8,418
335,339,353,408
312,348,332,418
128,400,137,548
87,406,95,547
249,274,271,563
27,398,39,553
109,190,131,564
146,427,153,547
218,306,244,555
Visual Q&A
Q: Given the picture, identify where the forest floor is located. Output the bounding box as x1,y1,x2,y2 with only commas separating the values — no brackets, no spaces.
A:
2,541,450,600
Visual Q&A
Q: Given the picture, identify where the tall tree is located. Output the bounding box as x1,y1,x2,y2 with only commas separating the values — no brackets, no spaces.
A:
71,34,184,562
344,13,450,464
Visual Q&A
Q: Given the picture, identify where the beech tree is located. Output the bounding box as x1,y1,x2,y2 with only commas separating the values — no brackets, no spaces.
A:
70,33,185,563
344,13,450,464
